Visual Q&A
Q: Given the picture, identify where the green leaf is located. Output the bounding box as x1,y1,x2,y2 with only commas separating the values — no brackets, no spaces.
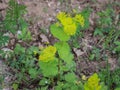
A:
71,85,79,90
17,27,32,41
41,86,48,90
115,87,120,90
65,72,77,83
100,82,108,90
39,78,50,85
50,24,70,41
94,28,103,36
55,82,64,90
61,60,75,72
12,83,18,90
14,44,25,54
39,59,58,77
62,83,70,90
55,85,62,90
114,47,120,52
0,35,9,47
29,68,38,78
55,42,70,60
89,54,95,60
62,83,79,90
114,41,120,45
55,42,73,64
26,46,39,55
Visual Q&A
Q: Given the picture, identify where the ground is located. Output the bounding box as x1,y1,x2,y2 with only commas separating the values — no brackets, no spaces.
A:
0,0,120,89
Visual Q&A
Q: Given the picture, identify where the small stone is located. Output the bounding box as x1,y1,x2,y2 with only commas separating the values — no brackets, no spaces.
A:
40,34,49,44
17,30,22,35
2,48,12,52
0,3,7,10
73,48,84,57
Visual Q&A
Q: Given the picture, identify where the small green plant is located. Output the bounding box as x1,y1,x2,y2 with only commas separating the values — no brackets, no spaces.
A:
0,0,32,89
3,0,26,34
3,0,31,41
94,8,114,36
1,0,32,55
111,68,120,88
17,27,32,41
94,5,119,51
0,11,9,49
89,47,101,61
37,11,86,89
7,45,40,89
99,67,120,90
0,0,31,55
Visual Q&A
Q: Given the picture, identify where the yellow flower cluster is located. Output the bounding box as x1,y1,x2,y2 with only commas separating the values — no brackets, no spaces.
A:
57,12,77,36
39,46,56,62
56,12,67,22
84,73,101,90
74,14,85,27
56,12,85,36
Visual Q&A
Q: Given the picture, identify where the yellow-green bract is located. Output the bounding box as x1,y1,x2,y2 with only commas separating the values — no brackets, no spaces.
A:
84,73,101,90
56,12,85,36
39,46,56,62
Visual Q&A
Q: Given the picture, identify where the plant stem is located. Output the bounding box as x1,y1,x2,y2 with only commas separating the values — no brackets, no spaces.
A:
50,77,54,88
58,59,60,81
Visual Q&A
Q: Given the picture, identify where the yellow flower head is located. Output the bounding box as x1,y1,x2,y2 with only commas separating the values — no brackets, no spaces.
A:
64,23,77,35
84,73,101,90
61,17,77,36
74,14,85,27
56,12,77,36
61,17,73,26
39,46,56,62
57,12,67,22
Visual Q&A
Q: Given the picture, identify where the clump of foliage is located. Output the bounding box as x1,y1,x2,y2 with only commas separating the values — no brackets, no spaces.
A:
36,11,86,90
99,68,120,90
89,47,101,61
93,2,120,90
112,68,120,87
0,0,32,89
1,0,31,56
4,0,26,34
3,0,31,41
94,4,120,52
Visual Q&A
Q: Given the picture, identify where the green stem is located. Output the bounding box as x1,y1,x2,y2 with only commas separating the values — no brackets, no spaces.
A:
58,59,60,81
50,77,54,88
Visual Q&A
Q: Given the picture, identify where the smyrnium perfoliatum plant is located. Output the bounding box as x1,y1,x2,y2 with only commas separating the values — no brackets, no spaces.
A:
37,11,86,89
